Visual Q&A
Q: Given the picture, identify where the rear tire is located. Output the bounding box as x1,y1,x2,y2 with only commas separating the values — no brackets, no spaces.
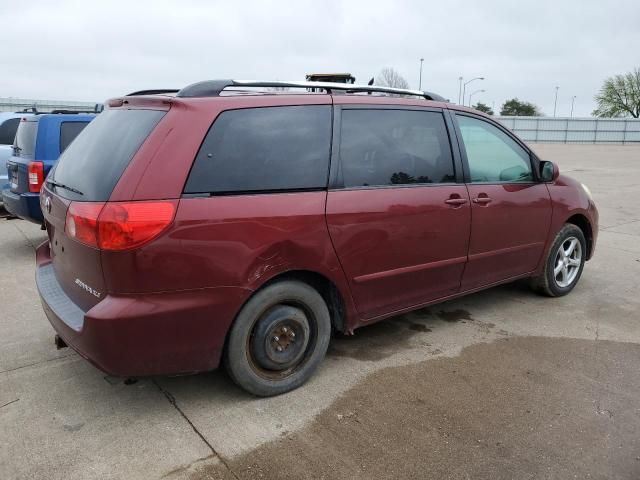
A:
530,223,586,297
224,280,331,396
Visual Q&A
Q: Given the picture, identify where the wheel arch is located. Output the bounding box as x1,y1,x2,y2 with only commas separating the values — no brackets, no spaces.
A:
565,213,593,260
228,269,349,340
259,270,347,333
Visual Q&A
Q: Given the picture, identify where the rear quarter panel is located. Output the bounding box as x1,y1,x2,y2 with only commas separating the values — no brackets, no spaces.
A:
100,191,359,331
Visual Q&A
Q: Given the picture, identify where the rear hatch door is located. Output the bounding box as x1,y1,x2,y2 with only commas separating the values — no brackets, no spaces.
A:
41,186,106,312
42,108,167,311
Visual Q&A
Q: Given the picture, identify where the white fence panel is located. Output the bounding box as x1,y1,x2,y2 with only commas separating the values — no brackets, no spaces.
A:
495,116,640,144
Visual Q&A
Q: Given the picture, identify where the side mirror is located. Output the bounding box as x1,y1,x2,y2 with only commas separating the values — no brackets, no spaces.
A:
540,160,559,182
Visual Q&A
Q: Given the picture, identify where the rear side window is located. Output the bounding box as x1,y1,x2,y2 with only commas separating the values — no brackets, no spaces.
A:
59,121,89,153
184,106,331,194
13,120,37,156
53,109,165,201
0,118,20,145
339,109,455,188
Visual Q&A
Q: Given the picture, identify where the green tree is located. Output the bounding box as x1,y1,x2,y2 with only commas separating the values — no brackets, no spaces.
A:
500,98,541,116
592,68,640,118
473,102,494,115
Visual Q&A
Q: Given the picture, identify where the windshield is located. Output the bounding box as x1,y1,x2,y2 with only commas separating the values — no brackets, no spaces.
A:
52,109,166,201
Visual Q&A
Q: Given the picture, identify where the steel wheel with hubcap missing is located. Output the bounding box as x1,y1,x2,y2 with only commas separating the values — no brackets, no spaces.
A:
225,280,331,396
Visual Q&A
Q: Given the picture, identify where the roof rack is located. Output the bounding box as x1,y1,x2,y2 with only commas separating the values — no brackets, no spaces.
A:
124,80,446,101
49,107,103,115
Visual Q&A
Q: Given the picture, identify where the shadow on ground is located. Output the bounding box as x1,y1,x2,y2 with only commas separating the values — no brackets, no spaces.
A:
188,336,640,480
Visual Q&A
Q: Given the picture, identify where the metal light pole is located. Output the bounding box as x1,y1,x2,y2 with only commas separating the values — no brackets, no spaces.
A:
553,86,559,117
462,77,484,106
458,76,463,104
570,95,576,118
419,58,424,90
468,89,486,107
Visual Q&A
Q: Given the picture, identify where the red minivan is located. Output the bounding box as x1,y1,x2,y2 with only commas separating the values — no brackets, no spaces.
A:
36,80,599,396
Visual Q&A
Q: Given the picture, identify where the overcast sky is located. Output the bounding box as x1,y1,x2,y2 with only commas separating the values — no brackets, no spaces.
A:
1,0,638,117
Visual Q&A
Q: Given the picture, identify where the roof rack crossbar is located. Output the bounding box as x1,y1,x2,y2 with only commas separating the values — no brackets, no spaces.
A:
173,80,446,101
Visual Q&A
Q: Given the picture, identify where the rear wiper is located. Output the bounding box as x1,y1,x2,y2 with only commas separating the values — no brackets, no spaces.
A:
46,180,83,196
12,145,21,154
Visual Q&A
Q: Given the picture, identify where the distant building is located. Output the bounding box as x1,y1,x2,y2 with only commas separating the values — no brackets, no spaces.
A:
0,97,101,113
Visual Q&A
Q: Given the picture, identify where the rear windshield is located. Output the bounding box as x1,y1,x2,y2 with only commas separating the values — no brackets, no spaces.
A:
0,118,20,145
13,120,37,156
52,109,165,201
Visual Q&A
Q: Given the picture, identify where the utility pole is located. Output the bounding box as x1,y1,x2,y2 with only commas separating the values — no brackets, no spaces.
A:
419,58,424,90
570,95,576,118
458,76,463,104
553,86,559,117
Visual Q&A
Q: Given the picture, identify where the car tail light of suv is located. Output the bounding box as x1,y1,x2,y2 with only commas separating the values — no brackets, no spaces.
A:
28,161,44,192
65,200,177,251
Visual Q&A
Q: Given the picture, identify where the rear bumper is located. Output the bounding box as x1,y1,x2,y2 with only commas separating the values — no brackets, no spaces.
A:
2,189,43,223
35,242,251,377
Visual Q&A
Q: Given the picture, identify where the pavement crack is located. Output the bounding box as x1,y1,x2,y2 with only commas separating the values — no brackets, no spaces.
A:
160,454,217,479
0,398,19,409
152,379,240,480
602,219,640,230
11,221,38,250
0,353,77,374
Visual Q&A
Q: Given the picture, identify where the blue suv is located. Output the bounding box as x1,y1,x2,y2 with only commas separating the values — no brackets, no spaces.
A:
3,111,98,223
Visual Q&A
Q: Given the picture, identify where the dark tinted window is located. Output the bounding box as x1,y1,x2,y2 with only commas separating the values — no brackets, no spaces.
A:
340,109,454,187
0,118,20,145
185,106,331,194
59,121,89,153
53,109,165,201
13,120,37,156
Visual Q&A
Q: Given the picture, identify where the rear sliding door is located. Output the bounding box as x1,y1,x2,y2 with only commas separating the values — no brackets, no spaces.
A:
326,107,471,320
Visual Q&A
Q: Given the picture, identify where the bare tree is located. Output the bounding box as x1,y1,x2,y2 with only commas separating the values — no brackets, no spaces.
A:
375,68,410,90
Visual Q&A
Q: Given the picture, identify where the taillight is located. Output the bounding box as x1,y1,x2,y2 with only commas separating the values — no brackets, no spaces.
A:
65,202,104,248
65,200,176,251
28,161,44,193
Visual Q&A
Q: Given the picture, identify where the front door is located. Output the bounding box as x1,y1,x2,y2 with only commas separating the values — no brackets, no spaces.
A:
453,113,552,290
326,107,471,320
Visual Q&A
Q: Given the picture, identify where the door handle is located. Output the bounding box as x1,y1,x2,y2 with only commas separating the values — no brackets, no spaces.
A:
444,198,468,206
473,196,492,204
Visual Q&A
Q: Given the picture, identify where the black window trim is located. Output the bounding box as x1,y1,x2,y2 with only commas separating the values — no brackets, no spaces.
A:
181,103,334,197
451,110,542,185
329,105,463,191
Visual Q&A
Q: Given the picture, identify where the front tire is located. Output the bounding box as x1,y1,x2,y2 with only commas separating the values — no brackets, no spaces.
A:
224,280,331,396
531,223,586,297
